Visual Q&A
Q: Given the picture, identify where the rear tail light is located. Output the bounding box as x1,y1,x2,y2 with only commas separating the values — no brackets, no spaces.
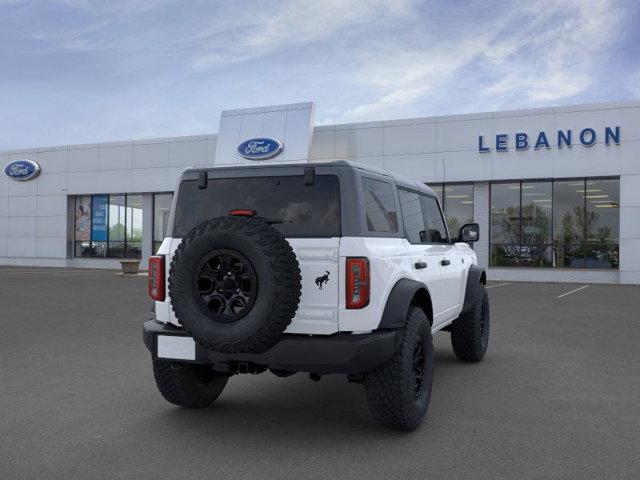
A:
229,209,257,217
148,255,165,301
346,257,369,309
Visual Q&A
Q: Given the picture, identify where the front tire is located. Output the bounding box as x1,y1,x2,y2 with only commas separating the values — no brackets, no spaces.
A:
364,307,434,431
153,360,228,408
450,283,490,362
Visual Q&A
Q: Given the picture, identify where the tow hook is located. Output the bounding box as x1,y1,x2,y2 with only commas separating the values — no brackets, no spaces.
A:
309,372,321,382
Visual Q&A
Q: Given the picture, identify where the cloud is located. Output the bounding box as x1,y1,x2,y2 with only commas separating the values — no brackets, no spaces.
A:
482,0,622,104
0,0,635,149
191,0,415,70
335,0,626,122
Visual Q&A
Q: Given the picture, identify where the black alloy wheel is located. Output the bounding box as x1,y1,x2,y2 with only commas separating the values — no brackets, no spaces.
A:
412,338,426,399
193,249,258,323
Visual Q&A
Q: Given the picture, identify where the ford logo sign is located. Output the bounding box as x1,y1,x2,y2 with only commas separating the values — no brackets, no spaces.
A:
237,137,283,160
4,159,41,181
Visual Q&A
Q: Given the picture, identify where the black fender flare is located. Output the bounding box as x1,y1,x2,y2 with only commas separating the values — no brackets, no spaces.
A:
378,279,433,330
461,265,487,314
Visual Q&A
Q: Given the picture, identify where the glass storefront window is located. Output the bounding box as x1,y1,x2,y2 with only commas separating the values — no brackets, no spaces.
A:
153,193,173,253
73,193,144,259
491,178,619,269
490,182,520,266
74,196,92,257
585,178,619,269
520,181,552,267
126,195,143,258
429,183,474,238
108,195,126,258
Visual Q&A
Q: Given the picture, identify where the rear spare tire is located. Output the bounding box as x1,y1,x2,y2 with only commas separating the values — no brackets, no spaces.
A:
169,216,301,353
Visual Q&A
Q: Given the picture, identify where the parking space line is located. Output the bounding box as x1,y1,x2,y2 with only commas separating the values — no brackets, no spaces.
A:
557,284,590,298
486,282,511,289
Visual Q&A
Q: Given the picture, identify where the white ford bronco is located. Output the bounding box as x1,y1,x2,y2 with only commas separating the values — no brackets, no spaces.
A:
144,161,489,430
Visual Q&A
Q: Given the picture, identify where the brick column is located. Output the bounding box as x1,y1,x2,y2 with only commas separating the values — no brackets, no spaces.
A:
473,182,490,269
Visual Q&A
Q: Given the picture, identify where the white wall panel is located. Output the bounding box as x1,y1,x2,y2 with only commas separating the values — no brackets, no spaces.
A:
214,113,243,165
97,169,133,193
0,215,7,236
37,195,68,217
68,147,99,172
8,216,37,237
7,237,36,257
383,123,436,155
8,196,37,217
554,107,622,144
335,127,382,158
239,112,265,144
36,237,67,258
133,142,169,169
620,174,640,206
0,175,7,197
620,206,640,238
169,140,206,167
309,130,334,160
37,215,67,237
281,106,314,163
36,149,67,173
206,138,217,165
37,172,67,195
8,177,37,196
438,118,494,152
383,153,437,182
619,238,640,272
438,151,492,182
0,236,6,257
133,168,169,192
492,145,554,181
553,142,621,178
99,144,133,170
620,107,640,142
620,140,640,175
67,171,106,195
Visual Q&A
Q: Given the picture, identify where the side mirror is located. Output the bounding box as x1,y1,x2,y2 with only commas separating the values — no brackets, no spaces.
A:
458,223,479,243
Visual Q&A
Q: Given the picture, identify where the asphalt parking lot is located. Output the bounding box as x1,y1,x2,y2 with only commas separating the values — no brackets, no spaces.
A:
1,268,639,479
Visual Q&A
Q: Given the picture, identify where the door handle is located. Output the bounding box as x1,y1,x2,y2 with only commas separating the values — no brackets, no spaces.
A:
440,259,451,266
414,262,427,269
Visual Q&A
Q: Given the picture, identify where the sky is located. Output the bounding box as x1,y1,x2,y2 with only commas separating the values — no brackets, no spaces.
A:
1,0,639,150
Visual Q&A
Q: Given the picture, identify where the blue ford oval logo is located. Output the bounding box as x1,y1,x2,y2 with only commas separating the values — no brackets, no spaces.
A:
237,137,283,160
4,159,41,181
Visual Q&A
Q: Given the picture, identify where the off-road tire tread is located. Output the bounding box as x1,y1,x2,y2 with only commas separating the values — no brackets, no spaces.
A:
168,216,301,353
153,359,228,408
450,283,490,362
364,307,433,431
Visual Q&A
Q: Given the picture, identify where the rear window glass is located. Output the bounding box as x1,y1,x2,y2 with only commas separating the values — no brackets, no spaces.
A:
361,177,398,233
173,175,341,238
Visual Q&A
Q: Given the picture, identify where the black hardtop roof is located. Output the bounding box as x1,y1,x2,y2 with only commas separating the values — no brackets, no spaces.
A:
182,160,437,197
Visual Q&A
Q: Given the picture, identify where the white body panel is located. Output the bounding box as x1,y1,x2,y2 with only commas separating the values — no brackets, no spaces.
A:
155,235,477,335
155,236,341,335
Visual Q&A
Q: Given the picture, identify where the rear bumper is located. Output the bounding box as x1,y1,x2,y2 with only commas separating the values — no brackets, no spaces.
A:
143,320,400,374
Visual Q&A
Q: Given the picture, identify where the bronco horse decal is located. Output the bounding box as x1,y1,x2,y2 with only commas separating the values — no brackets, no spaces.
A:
315,271,330,290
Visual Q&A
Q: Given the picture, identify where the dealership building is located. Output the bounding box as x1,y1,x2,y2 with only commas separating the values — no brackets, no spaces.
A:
1,100,639,284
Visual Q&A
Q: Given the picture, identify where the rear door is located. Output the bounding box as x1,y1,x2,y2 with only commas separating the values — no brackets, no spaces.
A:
397,189,445,323
420,194,465,325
